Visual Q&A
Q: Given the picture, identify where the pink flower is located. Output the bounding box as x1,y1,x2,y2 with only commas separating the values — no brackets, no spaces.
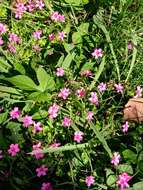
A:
76,88,86,98
35,0,45,10
92,48,103,59
26,0,35,12
85,176,95,187
14,3,27,19
58,31,66,41
0,150,3,159
0,23,7,34
51,11,65,22
33,30,42,39
32,44,41,52
0,37,4,45
58,88,70,100
48,103,59,119
114,83,124,93
32,143,44,159
62,116,72,127
98,82,106,92
89,92,99,105
134,86,142,98
41,182,53,190
10,107,21,119
80,70,93,77
86,111,94,121
56,67,64,77
33,122,43,133
122,121,129,133
74,131,84,143
49,33,55,41
117,172,131,190
8,144,20,156
128,42,133,50
50,142,61,148
111,152,121,166
23,115,33,127
36,165,48,177
8,33,21,44
8,43,16,54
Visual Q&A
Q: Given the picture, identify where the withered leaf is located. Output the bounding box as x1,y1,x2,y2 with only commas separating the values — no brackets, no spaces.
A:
123,98,143,122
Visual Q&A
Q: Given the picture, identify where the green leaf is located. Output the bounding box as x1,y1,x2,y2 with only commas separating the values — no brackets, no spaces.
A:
117,164,133,175
28,92,52,102
106,169,116,187
3,75,39,91
0,85,21,95
72,32,82,44
78,22,89,35
0,56,12,73
32,110,48,120
36,67,55,92
122,149,137,164
0,112,8,124
64,0,89,6
62,52,76,69
81,62,95,71
133,182,143,190
14,63,26,75
90,122,112,158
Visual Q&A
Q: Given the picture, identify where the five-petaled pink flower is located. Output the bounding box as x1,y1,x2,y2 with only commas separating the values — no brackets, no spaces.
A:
8,144,20,156
89,92,99,105
92,48,103,59
58,31,66,41
32,142,44,160
98,82,106,92
114,83,124,93
10,107,21,119
85,176,95,187
36,165,48,177
48,103,59,119
49,33,55,41
51,11,65,22
33,122,43,133
41,182,53,190
26,0,35,12
128,42,133,50
35,0,45,10
74,131,84,143
8,33,21,44
134,86,142,98
0,23,7,34
56,67,65,77
58,88,70,100
86,111,94,121
8,43,16,53
122,121,129,133
33,30,42,39
62,116,72,127
117,172,131,190
14,2,27,19
111,152,121,166
23,115,33,127
76,88,86,98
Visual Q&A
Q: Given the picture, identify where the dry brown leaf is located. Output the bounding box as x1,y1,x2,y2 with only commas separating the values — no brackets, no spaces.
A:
123,98,143,122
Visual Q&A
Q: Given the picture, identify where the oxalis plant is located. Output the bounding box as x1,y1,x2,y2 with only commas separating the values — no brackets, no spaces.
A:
0,0,143,190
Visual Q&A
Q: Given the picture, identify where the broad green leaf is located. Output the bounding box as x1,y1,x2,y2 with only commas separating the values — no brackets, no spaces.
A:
36,67,55,92
62,52,76,69
133,182,143,190
14,63,26,75
81,62,95,71
28,92,52,102
106,169,116,187
122,149,137,164
32,110,48,120
0,85,21,95
72,32,82,44
3,75,39,91
117,164,133,175
0,56,12,73
0,112,8,124
78,22,89,35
